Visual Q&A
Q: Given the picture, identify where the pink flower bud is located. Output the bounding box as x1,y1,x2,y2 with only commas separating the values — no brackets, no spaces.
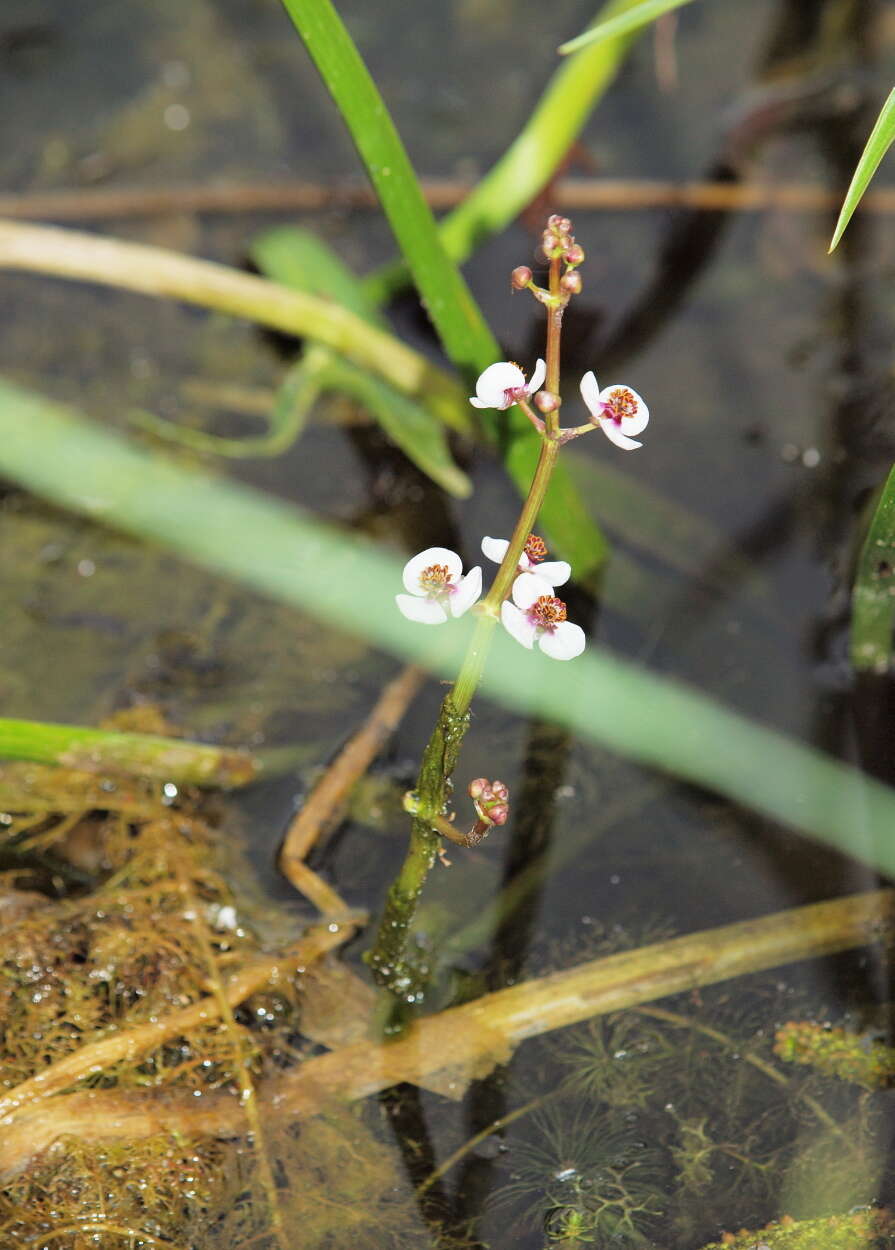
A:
489,803,509,826
564,243,585,266
468,778,488,799
548,214,572,234
534,389,560,414
511,265,533,290
560,271,582,296
491,780,509,801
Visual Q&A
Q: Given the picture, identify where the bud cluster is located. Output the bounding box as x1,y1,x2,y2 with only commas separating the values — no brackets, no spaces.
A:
468,777,510,828
513,214,586,306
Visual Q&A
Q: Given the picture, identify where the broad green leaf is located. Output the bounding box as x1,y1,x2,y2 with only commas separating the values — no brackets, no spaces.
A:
252,226,384,328
559,0,697,55
277,0,607,573
253,226,471,496
851,463,895,671
830,87,895,252
3,376,895,880
364,0,651,305
318,356,472,497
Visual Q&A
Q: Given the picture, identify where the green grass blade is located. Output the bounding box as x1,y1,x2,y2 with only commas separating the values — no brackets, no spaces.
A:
2,377,895,879
278,0,495,378
559,0,697,54
830,86,895,252
253,226,471,495
318,356,472,497
274,3,608,573
363,0,650,305
851,463,895,672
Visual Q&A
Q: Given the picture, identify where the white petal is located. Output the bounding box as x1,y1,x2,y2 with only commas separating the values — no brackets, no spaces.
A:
525,571,556,596
537,560,570,587
538,621,585,660
600,420,643,451
481,536,509,564
402,546,463,594
599,384,649,436
501,601,536,649
511,572,545,611
396,594,448,624
527,358,546,394
469,397,488,408
474,361,524,410
579,370,601,417
450,566,482,617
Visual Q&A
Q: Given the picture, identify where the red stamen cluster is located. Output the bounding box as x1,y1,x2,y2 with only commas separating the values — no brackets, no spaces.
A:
602,387,638,425
529,595,567,630
419,563,451,594
524,534,548,564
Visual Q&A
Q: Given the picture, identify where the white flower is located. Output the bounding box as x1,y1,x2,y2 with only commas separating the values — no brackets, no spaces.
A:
579,372,649,450
396,547,482,625
500,573,585,661
481,534,570,591
470,359,546,411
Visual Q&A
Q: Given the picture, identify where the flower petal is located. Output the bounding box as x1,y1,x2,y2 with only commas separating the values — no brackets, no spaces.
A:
537,560,570,587
402,546,463,595
469,397,488,408
528,358,546,394
450,566,482,617
599,420,643,451
511,572,545,611
538,621,585,660
473,361,524,410
396,594,448,624
579,370,601,418
501,601,536,649
481,536,509,565
599,384,649,436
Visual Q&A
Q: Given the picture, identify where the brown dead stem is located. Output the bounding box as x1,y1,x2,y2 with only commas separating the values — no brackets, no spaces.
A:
279,664,424,916
2,889,889,1182
2,178,895,221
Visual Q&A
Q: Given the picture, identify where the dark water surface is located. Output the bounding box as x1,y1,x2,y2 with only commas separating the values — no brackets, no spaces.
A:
3,0,895,1246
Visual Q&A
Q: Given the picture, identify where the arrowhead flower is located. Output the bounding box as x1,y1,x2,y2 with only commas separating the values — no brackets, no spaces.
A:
580,372,649,450
501,573,585,661
396,547,482,625
481,533,570,591
470,359,546,411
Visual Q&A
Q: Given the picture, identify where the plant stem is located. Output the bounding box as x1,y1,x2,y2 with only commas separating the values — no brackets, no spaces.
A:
366,260,568,1005
0,717,257,788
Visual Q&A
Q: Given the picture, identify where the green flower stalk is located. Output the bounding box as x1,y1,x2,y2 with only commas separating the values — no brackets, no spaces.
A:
366,217,651,1013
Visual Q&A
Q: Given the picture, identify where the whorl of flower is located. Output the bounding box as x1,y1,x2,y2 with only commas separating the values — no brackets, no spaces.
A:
396,547,482,625
470,359,546,411
481,534,570,590
501,573,585,661
579,371,649,451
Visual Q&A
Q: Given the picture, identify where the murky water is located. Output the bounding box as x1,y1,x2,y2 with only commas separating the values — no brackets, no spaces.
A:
3,0,895,1246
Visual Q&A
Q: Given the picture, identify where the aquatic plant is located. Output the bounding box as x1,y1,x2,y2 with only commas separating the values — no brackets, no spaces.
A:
366,214,649,1011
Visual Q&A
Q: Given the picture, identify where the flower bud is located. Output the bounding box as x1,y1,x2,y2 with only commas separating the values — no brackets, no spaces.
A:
534,389,560,414
488,803,509,826
511,265,533,290
468,778,488,800
560,271,582,297
564,243,584,267
547,214,572,235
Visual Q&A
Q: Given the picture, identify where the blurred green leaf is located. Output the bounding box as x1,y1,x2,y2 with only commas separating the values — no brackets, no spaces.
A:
559,0,696,54
2,376,895,880
851,463,895,672
830,87,895,252
252,227,471,496
277,0,607,574
364,0,651,304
